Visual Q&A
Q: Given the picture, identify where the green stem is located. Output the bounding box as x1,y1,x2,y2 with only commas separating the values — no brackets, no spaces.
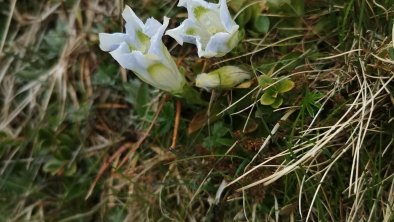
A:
174,84,207,105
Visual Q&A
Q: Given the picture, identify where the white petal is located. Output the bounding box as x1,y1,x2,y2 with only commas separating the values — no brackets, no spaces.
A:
108,41,135,69
184,0,219,22
166,19,206,46
148,16,176,69
195,36,215,58
219,0,237,31
99,33,129,52
204,27,239,57
109,42,157,85
144,18,162,37
122,6,144,35
169,0,238,58
177,0,187,7
148,17,169,55
189,0,218,10
148,18,186,90
204,32,231,57
166,25,186,45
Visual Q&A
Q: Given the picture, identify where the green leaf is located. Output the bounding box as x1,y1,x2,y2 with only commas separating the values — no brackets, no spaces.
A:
216,138,236,146
270,97,284,109
235,6,252,27
202,122,231,149
301,90,324,117
123,80,141,104
288,0,304,16
178,84,207,105
135,83,150,117
269,90,278,98
254,16,270,33
43,158,64,176
212,122,229,137
258,74,274,88
257,58,277,75
43,158,77,176
64,163,77,176
260,92,276,105
93,64,118,86
312,15,339,35
277,79,295,93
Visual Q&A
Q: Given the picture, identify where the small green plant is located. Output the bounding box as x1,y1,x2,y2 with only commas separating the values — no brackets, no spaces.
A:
258,74,295,108
203,122,234,151
300,90,324,117
43,157,77,176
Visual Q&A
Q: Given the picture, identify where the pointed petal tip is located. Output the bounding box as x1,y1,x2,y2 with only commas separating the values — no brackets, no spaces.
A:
122,5,133,16
166,28,185,45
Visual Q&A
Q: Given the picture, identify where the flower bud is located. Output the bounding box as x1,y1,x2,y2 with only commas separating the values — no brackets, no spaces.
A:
196,66,250,90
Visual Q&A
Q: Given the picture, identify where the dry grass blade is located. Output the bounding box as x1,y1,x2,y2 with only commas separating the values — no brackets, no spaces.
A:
235,74,393,192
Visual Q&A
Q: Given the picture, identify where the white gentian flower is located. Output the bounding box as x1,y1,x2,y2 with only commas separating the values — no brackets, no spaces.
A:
196,66,250,90
99,6,186,94
166,0,239,58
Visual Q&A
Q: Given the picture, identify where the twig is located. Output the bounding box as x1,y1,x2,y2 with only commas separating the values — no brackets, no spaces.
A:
170,100,181,150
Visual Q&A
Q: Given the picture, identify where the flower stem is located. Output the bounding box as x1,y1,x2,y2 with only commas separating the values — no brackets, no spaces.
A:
170,100,182,150
177,84,208,105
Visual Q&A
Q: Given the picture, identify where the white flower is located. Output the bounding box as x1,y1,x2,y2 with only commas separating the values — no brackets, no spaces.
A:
196,66,250,90
99,6,186,94
166,0,239,58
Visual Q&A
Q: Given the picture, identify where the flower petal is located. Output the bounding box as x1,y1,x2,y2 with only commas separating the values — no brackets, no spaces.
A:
99,5,186,94
148,18,185,91
166,19,209,46
144,18,162,37
122,6,144,35
148,17,170,56
204,33,232,57
118,50,184,93
148,17,177,68
109,42,157,85
148,63,184,92
179,0,217,14
177,0,187,7
166,24,186,45
178,0,220,26
219,0,237,31
168,0,239,58
99,33,129,52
